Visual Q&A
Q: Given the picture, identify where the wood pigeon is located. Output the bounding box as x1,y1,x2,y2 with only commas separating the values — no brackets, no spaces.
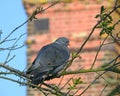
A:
26,37,70,85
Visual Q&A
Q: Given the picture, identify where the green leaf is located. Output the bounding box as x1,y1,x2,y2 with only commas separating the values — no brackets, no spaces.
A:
96,25,102,28
107,85,120,96
109,67,120,74
102,21,108,26
101,14,113,22
95,14,100,18
100,6,105,14
68,77,83,90
107,15,113,21
71,52,77,58
72,77,83,85
100,29,105,36
96,23,103,28
108,26,114,31
71,52,81,59
68,83,75,89
105,28,112,35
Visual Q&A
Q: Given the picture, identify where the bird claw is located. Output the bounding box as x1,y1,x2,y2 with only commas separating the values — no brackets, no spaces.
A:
48,74,52,77
42,75,47,79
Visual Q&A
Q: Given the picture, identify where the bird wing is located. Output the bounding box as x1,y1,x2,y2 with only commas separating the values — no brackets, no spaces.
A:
26,43,70,75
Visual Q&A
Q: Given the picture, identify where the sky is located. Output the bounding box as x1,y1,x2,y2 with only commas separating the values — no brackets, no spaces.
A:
0,0,27,96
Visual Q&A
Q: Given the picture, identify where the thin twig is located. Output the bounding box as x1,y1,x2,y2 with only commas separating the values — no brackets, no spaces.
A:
78,54,120,96
0,63,29,78
0,1,59,45
96,72,110,84
90,35,109,69
103,39,120,45
3,33,26,64
0,76,50,95
0,44,25,51
62,75,75,89
64,3,120,71
99,84,108,96
58,76,64,87
37,0,60,14
0,72,14,75
78,71,107,96
42,82,66,96
61,68,105,76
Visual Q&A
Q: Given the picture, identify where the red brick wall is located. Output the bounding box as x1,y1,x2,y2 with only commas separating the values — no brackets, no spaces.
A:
24,0,116,96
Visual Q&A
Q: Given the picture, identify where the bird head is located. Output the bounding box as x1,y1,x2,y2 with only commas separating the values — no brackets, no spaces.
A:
54,37,69,46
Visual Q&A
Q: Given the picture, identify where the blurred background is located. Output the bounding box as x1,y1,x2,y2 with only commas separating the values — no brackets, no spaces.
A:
23,0,120,96
0,0,120,96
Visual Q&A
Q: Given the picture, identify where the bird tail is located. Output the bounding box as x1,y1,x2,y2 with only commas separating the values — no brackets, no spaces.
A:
26,70,55,88
29,71,53,88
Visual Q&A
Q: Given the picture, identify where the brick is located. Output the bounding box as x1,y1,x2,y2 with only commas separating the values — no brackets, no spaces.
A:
24,0,117,96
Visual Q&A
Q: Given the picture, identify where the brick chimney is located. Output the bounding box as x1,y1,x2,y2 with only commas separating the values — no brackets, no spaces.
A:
23,0,118,96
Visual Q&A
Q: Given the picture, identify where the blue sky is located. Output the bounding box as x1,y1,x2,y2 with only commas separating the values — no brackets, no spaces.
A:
0,0,27,96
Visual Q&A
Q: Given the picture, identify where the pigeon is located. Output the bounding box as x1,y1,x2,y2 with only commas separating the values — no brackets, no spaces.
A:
26,37,70,85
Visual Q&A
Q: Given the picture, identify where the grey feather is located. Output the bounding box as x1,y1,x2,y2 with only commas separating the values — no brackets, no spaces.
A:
26,37,70,85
